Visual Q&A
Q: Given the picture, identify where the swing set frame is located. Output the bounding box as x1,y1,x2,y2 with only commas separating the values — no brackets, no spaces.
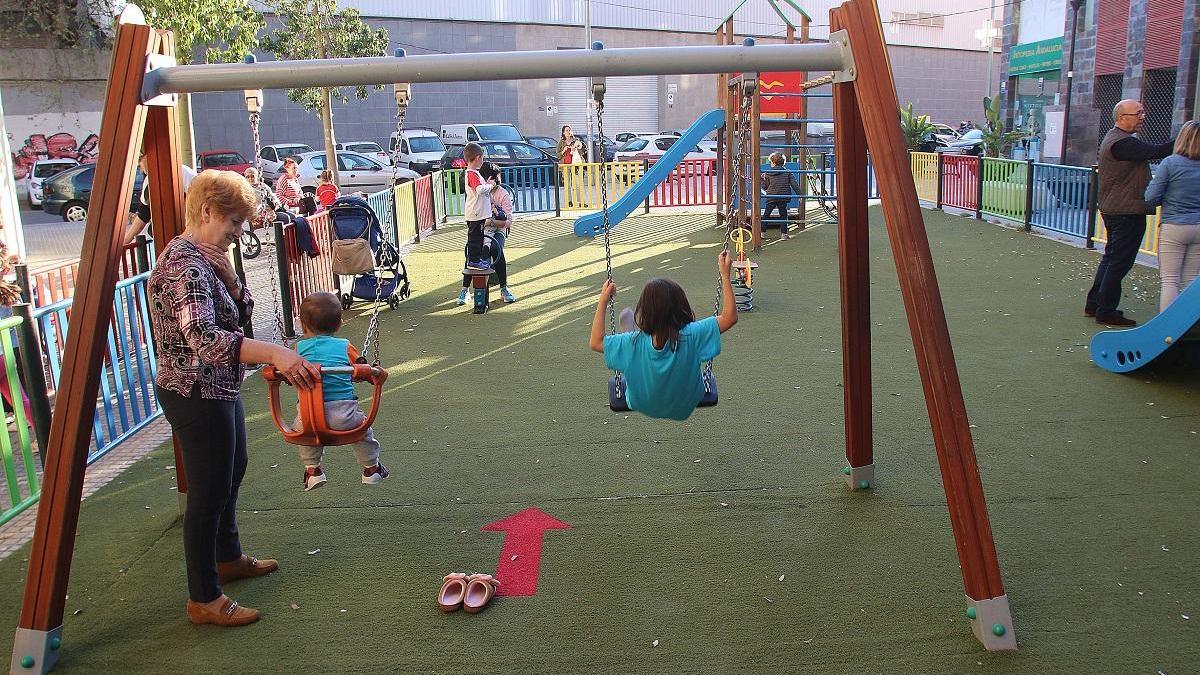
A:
12,2,1017,671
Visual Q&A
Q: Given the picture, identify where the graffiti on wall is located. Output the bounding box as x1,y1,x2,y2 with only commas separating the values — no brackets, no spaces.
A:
10,132,100,180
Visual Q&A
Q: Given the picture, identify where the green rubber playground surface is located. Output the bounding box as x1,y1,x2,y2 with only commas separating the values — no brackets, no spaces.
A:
2,209,1198,673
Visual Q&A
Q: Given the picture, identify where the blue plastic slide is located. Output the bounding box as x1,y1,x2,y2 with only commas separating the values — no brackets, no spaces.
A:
1090,279,1200,373
573,108,726,237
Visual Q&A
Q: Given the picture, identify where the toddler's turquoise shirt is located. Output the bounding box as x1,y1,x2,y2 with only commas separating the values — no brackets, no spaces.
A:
296,335,357,402
603,316,721,421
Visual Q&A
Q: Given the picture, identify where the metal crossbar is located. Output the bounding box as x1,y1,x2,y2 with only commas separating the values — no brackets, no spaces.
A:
143,43,849,98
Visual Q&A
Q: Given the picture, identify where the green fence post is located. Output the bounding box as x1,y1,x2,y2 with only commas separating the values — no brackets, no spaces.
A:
1022,159,1035,232
273,220,296,338
13,263,30,304
975,157,985,220
1086,165,1099,249
13,303,52,452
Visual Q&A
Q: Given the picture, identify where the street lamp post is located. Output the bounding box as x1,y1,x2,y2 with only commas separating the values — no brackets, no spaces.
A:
584,0,596,162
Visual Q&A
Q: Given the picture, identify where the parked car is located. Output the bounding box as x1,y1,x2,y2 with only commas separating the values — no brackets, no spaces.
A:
259,143,315,181
388,129,446,174
196,149,252,175
573,133,618,162
615,132,657,144
440,123,524,145
613,135,716,174
440,141,557,186
335,141,391,166
26,159,79,207
290,151,418,194
42,164,144,222
527,136,557,153
937,129,984,156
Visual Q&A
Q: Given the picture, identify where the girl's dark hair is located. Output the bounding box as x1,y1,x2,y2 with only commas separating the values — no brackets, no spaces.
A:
479,161,502,183
635,278,695,350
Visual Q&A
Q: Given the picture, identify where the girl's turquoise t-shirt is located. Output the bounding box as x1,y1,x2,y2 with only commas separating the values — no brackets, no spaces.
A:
603,316,721,421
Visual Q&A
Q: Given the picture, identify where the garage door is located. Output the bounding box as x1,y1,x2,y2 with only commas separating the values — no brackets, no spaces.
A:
556,75,659,137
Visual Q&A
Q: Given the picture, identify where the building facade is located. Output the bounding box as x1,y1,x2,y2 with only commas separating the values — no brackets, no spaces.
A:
190,0,1000,158
1000,0,1198,165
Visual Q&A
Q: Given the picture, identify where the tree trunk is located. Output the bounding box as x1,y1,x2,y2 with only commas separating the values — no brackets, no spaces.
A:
321,88,340,186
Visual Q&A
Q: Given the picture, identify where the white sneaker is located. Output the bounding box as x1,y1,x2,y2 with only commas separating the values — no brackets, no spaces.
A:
500,286,517,303
456,289,469,306
303,466,327,491
362,463,390,485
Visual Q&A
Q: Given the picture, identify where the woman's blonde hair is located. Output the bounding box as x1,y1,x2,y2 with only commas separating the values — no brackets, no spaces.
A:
186,170,256,225
1174,120,1200,160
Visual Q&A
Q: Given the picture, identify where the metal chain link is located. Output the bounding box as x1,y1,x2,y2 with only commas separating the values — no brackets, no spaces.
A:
706,81,754,376
596,97,616,337
250,110,289,347
360,99,408,365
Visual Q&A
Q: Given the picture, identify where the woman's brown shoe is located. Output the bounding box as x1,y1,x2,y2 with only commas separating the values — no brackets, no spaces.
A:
217,555,279,583
186,596,260,626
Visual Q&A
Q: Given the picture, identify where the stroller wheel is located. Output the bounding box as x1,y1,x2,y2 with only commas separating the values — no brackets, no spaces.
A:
388,294,400,309
341,293,352,309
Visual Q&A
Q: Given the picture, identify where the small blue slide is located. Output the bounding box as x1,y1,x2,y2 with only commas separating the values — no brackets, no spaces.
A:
573,108,726,237
1090,279,1200,373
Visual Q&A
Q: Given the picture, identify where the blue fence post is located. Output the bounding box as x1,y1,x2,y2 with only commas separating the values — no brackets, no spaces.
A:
13,303,52,451
1086,165,1099,249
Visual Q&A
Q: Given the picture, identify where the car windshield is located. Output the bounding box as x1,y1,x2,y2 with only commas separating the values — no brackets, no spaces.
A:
621,139,648,151
346,143,382,153
202,152,245,167
277,144,313,157
408,136,445,153
475,125,524,141
34,163,74,178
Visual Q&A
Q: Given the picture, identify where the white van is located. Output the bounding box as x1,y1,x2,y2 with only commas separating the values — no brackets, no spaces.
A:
440,123,524,145
389,129,447,175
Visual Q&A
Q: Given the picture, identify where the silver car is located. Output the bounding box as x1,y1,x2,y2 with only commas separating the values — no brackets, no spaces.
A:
290,151,418,194
27,159,79,207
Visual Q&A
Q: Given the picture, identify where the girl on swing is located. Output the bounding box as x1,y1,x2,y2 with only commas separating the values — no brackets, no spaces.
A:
588,251,738,420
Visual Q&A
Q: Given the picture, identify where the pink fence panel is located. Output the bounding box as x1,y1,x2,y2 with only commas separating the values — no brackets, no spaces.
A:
940,154,979,211
649,159,717,207
414,174,436,239
283,212,336,324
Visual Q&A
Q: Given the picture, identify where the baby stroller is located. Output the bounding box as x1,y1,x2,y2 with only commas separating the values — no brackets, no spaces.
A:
327,195,410,310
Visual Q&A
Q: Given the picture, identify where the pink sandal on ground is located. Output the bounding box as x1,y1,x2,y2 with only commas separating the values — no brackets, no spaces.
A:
463,573,500,614
437,573,469,612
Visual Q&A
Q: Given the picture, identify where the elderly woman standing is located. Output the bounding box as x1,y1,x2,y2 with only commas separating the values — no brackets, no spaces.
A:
274,156,311,215
150,170,320,626
1145,120,1200,311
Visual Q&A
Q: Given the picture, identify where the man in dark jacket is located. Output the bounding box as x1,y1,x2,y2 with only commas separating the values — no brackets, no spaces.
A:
1087,99,1174,326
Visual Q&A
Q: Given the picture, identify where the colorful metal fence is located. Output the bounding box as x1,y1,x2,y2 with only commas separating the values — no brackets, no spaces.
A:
940,155,979,211
650,159,715,207
980,158,1028,222
1029,163,1092,238
413,174,437,239
30,272,160,465
431,171,447,224
442,169,465,219
561,162,645,211
0,316,38,526
395,181,419,244
27,240,147,308
365,187,396,247
282,211,337,325
500,164,558,213
1094,209,1162,257
910,152,938,203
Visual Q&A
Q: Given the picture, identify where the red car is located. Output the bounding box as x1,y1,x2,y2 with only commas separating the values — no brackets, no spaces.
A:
197,149,253,174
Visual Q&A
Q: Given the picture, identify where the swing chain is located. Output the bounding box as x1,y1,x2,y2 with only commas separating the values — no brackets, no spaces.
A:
360,96,408,366
595,82,616,338
249,108,289,347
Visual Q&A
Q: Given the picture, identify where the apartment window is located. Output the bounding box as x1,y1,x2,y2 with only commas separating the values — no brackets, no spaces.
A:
890,11,945,28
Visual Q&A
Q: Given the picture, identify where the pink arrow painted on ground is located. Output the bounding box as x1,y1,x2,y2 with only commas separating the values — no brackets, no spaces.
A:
481,507,571,597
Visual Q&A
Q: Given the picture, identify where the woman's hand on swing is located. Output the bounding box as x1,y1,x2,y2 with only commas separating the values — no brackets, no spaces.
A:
273,347,321,390
599,278,617,301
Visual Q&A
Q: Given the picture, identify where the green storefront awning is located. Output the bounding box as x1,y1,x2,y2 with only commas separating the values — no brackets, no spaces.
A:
1008,37,1064,76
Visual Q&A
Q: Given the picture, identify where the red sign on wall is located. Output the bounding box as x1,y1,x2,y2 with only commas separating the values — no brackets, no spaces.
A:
759,71,805,114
